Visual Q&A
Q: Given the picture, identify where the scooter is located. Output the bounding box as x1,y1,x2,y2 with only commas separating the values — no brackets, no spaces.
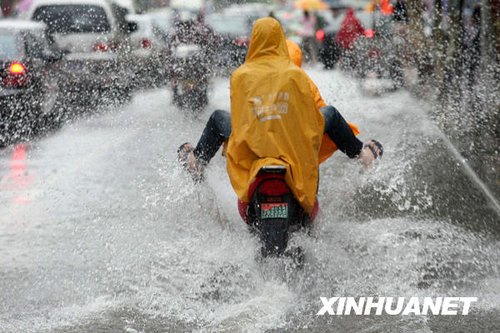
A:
169,44,209,113
244,165,315,266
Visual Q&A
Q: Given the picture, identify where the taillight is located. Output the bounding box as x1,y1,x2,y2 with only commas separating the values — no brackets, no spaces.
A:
234,37,248,47
10,62,25,74
141,38,152,49
258,179,290,196
315,29,325,42
93,42,109,52
3,61,29,87
364,29,375,39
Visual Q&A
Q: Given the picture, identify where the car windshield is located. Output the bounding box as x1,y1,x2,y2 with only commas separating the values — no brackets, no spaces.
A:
32,5,111,34
127,16,153,36
206,16,247,35
0,33,22,59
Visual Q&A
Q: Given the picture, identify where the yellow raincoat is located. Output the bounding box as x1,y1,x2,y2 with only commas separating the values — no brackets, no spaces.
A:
227,18,324,213
286,39,360,163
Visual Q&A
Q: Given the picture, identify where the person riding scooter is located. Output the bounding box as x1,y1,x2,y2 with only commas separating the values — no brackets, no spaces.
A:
166,12,220,111
178,17,382,253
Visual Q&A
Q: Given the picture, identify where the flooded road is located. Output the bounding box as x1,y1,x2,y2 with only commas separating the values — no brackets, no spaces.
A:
0,69,499,332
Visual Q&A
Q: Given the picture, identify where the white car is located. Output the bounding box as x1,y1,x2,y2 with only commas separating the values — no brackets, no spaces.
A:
25,0,137,102
126,13,169,87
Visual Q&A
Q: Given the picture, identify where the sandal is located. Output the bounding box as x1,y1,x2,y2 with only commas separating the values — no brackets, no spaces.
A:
177,142,205,182
365,139,384,160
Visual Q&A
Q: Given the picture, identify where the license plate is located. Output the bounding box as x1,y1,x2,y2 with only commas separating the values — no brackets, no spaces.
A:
67,62,84,71
181,81,196,89
261,203,288,219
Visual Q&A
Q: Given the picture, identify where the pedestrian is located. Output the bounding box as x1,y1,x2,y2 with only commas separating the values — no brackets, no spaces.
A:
300,10,319,65
335,8,365,68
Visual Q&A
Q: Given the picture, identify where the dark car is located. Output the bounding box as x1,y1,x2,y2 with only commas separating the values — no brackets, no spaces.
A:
0,20,63,144
206,13,251,72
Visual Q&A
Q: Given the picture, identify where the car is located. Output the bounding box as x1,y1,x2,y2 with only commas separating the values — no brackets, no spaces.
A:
0,20,64,144
222,3,271,21
206,13,251,72
25,0,137,104
126,13,170,87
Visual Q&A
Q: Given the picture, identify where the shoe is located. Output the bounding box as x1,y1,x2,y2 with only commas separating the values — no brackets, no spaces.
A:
177,142,205,182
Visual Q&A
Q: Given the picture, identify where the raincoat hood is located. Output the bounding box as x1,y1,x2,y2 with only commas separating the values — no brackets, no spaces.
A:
286,39,303,67
227,17,324,213
246,17,289,62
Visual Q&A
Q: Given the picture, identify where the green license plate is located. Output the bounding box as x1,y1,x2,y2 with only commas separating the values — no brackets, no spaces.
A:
261,203,288,219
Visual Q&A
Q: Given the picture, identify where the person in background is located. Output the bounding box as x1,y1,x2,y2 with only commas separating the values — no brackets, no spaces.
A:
335,8,365,67
300,10,319,65
393,0,408,23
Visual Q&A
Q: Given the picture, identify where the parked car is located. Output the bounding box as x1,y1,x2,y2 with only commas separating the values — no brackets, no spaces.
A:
0,20,64,143
25,0,137,104
126,13,169,87
206,13,251,71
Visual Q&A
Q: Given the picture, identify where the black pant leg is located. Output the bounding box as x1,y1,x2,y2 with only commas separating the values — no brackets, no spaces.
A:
194,110,232,165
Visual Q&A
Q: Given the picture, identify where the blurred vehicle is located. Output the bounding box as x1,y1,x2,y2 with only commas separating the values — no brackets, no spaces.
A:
223,3,270,24
319,7,375,69
147,7,174,42
126,13,169,87
0,20,64,143
113,0,136,14
170,0,203,11
351,10,400,84
25,0,137,104
167,15,217,112
275,8,328,63
205,13,251,71
170,43,209,112
317,8,344,68
274,9,305,46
